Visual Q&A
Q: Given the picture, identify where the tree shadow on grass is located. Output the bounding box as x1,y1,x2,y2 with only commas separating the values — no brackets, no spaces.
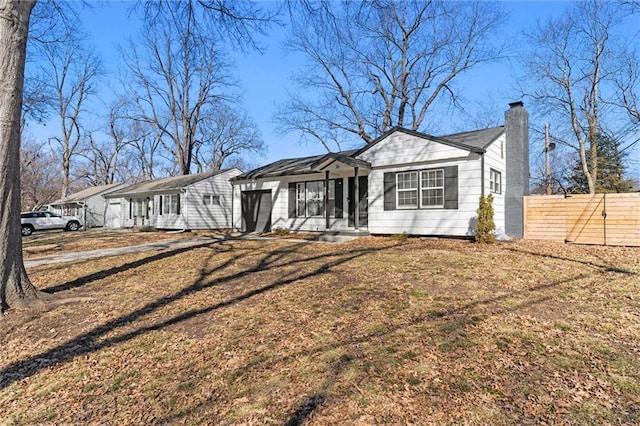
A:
0,239,384,391
220,271,593,396
42,241,219,294
503,246,639,276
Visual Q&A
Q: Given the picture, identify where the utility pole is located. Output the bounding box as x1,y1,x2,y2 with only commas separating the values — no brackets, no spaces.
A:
545,123,551,195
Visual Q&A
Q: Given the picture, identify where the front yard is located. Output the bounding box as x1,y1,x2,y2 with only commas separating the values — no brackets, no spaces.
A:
2,235,639,424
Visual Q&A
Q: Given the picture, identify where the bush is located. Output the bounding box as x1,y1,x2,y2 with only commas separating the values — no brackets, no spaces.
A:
475,194,495,243
273,227,290,236
392,231,409,242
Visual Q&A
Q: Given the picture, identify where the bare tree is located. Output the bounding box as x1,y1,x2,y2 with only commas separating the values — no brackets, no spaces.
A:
193,107,266,173
20,138,62,209
275,0,507,151
36,27,102,197
1,0,272,312
520,1,633,194
76,101,138,186
119,13,236,175
615,49,640,123
0,0,43,312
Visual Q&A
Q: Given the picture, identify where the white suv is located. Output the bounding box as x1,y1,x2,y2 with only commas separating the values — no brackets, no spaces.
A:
20,211,82,236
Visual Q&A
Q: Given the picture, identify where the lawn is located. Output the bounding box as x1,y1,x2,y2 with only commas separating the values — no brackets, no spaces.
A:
1,235,639,424
21,229,214,259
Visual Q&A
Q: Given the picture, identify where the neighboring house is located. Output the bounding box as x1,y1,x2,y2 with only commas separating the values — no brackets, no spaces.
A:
103,169,242,230
232,102,529,238
48,183,126,228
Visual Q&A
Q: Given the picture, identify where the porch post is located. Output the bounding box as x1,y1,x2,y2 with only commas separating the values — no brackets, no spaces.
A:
354,166,359,230
325,170,330,231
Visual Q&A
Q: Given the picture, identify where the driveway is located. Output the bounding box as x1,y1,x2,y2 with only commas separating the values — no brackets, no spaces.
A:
24,236,220,267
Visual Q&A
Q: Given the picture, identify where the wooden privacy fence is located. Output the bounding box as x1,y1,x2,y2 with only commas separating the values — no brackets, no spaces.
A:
523,193,640,246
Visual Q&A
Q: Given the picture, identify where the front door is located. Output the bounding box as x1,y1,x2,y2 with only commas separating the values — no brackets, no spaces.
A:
348,176,368,228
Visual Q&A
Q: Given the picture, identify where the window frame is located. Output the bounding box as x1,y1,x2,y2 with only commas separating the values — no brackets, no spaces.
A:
162,194,181,215
420,169,444,208
395,168,446,210
294,180,336,218
490,169,502,194
396,171,419,209
203,194,220,206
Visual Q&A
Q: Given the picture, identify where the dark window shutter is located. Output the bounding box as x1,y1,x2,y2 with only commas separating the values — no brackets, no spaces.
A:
383,172,396,211
444,166,458,209
129,198,132,219
334,178,343,218
288,182,297,218
159,196,163,215
176,194,181,215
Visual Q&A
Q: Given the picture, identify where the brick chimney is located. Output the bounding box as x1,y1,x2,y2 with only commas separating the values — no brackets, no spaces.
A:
504,101,530,238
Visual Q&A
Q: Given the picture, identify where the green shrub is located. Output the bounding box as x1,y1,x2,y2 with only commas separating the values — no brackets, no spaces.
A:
475,194,495,243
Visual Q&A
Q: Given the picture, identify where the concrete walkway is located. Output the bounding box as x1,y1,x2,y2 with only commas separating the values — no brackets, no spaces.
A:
24,237,220,267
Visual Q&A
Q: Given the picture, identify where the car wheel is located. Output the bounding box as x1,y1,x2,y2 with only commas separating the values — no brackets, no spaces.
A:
21,225,33,236
66,221,80,231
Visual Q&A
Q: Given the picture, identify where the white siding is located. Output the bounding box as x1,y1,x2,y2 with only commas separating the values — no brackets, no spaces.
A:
358,131,475,166
184,169,241,229
357,130,484,236
233,169,363,233
367,159,483,236
483,134,507,232
233,129,508,237
155,193,185,229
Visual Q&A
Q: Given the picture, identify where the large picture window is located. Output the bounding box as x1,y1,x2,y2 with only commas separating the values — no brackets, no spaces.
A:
295,180,336,218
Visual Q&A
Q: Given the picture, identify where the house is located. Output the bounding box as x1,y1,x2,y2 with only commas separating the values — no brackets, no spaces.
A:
231,102,529,238
48,183,126,228
103,168,242,230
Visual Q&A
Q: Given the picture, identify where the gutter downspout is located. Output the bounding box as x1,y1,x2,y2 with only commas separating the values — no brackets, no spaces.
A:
480,153,485,197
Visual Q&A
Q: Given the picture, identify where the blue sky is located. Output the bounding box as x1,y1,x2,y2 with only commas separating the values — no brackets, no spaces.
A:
27,1,639,175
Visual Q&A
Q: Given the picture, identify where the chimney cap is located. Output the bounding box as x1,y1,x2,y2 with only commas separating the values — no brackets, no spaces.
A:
509,101,524,108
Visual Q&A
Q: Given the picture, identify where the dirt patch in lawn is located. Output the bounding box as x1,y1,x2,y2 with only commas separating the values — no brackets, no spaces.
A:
2,236,640,424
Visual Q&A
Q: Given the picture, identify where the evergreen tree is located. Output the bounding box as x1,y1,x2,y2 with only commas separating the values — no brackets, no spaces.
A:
475,194,496,244
568,133,634,193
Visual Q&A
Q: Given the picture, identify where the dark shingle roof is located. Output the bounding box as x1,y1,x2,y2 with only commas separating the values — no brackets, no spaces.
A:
438,126,505,150
106,169,236,197
238,150,359,180
237,126,504,180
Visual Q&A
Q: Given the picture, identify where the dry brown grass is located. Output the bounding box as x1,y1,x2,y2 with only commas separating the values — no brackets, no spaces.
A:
21,229,213,259
2,235,639,425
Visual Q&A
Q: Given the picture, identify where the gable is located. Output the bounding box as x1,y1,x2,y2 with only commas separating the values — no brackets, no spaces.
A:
356,129,481,168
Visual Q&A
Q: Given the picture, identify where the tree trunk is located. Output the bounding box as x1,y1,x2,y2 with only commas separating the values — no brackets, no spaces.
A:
0,0,44,313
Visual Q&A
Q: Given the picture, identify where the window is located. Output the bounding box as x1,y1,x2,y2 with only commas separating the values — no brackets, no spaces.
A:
396,172,418,209
203,194,220,205
162,194,181,215
490,169,502,194
294,180,336,218
420,169,444,207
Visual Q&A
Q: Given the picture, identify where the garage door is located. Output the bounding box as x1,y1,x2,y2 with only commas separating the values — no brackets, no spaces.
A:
105,201,121,228
241,190,272,233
